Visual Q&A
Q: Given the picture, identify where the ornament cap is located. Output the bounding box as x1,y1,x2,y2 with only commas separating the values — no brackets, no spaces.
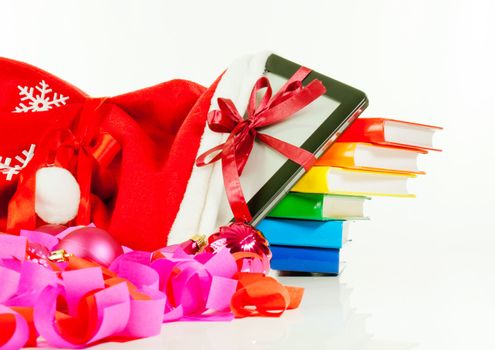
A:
48,249,71,262
190,234,207,251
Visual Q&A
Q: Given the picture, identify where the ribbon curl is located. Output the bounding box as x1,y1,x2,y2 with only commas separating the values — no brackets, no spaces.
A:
196,67,326,222
0,227,304,348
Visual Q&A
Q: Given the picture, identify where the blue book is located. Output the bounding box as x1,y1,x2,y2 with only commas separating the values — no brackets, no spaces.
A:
257,218,347,248
270,245,340,274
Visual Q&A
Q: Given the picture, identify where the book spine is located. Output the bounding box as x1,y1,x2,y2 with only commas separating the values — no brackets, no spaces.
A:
291,166,330,193
315,142,358,167
269,245,340,274
257,218,344,248
338,118,386,144
268,193,325,220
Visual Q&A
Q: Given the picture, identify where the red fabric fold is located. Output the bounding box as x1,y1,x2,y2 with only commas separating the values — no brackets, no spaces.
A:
1,57,206,250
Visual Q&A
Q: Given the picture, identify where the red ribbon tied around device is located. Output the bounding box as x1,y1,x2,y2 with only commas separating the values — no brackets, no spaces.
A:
196,67,326,222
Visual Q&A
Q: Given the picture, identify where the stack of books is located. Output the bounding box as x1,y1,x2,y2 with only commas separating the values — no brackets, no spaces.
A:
257,118,441,274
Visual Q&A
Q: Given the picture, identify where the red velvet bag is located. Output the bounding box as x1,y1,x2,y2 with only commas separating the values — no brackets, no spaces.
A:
0,57,206,250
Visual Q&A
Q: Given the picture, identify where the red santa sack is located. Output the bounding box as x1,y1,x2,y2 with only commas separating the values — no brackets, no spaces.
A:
0,57,208,251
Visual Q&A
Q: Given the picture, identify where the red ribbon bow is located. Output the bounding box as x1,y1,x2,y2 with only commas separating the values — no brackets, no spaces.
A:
7,99,120,232
196,67,326,222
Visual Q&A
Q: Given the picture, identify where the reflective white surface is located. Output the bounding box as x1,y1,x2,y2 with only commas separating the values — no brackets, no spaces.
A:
80,275,414,350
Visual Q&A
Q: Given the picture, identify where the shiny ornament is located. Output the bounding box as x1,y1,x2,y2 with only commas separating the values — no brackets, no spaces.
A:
206,222,271,258
36,224,68,235
26,241,51,267
54,227,123,266
35,167,81,224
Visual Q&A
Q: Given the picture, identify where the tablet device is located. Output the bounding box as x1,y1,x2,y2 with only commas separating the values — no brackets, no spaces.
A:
216,54,369,226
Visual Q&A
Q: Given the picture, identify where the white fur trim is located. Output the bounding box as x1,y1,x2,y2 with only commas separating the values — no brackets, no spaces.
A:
168,51,271,244
35,167,81,224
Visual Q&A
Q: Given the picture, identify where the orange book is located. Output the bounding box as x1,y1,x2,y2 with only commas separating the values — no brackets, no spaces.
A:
316,142,426,174
337,118,442,151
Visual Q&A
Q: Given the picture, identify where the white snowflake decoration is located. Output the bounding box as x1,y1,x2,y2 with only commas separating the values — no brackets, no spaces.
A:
13,80,69,113
0,144,36,181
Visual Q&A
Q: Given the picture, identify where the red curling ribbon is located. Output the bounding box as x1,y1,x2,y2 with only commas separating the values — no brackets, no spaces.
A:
7,126,78,233
72,98,111,224
230,272,304,318
6,99,121,232
196,67,326,222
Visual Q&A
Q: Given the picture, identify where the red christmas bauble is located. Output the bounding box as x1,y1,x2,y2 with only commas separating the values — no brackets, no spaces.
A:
26,241,51,267
54,227,123,266
206,222,271,258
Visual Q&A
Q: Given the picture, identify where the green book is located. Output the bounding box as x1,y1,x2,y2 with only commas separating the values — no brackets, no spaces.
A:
268,193,369,221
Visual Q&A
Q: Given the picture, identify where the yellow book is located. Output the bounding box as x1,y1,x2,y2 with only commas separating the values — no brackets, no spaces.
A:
292,166,416,197
316,142,425,174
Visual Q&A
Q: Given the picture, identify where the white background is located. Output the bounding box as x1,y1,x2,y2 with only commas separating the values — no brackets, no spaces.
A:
2,1,495,349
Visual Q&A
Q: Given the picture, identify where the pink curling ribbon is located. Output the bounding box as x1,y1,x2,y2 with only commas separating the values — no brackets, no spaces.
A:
196,67,326,222
112,246,239,322
0,225,303,348
0,233,166,348
0,305,30,350
0,230,240,347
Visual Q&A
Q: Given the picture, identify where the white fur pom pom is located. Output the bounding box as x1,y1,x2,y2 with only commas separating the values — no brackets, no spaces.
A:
35,167,81,224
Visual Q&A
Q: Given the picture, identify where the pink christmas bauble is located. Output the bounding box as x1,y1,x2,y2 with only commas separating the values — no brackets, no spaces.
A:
54,227,123,266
